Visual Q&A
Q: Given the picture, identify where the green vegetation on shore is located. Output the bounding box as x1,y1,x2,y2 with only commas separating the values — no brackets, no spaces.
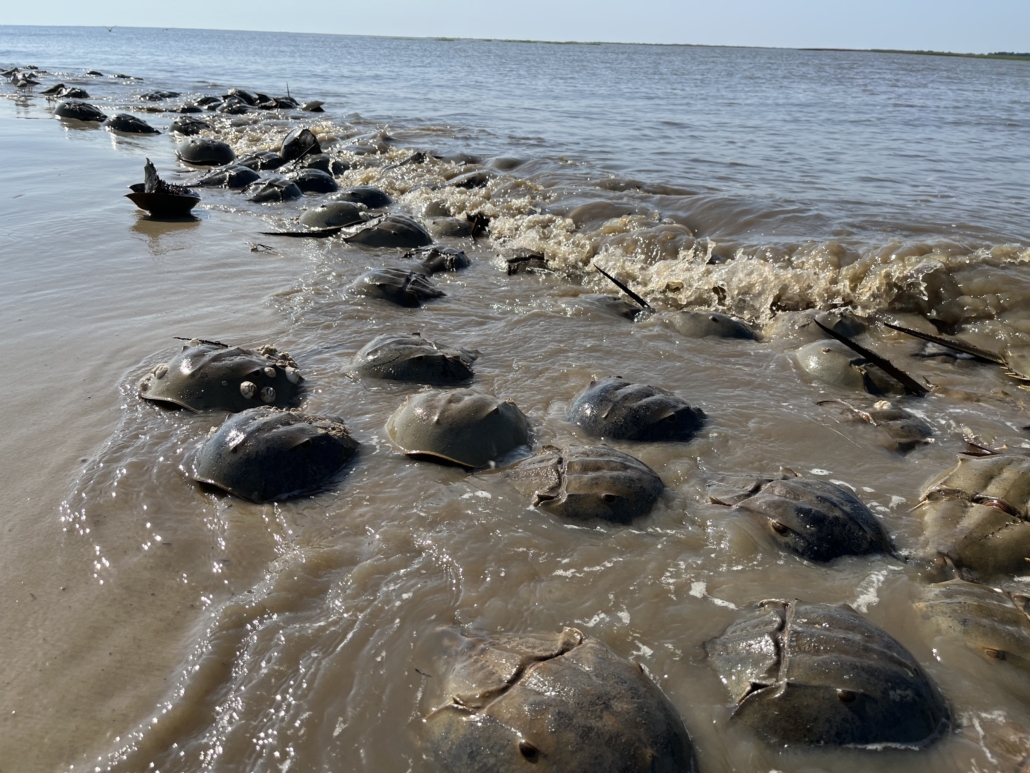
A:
806,47,1030,61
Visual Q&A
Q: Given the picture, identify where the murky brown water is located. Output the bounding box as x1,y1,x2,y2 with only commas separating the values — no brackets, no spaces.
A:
3,35,1030,773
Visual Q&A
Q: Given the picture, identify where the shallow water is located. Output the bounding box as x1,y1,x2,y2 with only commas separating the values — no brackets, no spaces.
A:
2,26,1030,773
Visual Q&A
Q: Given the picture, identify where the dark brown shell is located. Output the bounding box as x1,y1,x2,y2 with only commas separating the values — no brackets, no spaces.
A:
567,377,704,442
138,340,301,413
706,600,949,747
507,445,663,523
189,407,358,503
421,627,698,773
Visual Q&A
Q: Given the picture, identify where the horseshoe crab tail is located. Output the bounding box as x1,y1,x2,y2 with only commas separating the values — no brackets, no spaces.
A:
881,321,1006,365
593,264,654,311
813,319,929,397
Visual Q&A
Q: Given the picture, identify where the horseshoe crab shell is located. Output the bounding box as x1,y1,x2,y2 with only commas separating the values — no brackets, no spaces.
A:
665,310,755,339
188,164,260,189
386,388,529,468
916,580,1030,667
421,627,698,773
189,408,358,503
53,100,107,122
138,340,302,412
708,475,893,562
346,215,433,249
567,377,705,442
300,201,367,229
706,600,949,747
404,245,471,274
176,138,236,166
353,333,476,385
349,268,445,307
917,454,1030,580
818,398,934,453
796,339,901,394
507,445,664,523
105,113,159,134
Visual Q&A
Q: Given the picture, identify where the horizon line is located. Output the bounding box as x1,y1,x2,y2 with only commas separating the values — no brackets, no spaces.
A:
1,23,1023,58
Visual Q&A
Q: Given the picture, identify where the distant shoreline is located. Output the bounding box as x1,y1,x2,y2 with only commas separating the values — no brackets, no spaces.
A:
804,47,1030,61
1,25,1028,59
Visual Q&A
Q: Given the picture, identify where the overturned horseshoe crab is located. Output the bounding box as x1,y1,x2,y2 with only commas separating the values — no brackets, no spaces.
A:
386,388,529,468
345,214,433,249
706,599,949,747
708,473,893,562
353,333,476,385
189,407,358,503
126,159,200,218
568,377,705,443
916,453,1030,580
138,338,302,412
349,268,445,307
420,627,698,773
818,398,933,453
507,445,664,522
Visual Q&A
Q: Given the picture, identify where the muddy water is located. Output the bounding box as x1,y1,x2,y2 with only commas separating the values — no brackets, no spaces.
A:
3,29,1030,773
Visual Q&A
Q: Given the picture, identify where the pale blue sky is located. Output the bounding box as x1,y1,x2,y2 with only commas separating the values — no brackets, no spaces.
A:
4,0,1028,52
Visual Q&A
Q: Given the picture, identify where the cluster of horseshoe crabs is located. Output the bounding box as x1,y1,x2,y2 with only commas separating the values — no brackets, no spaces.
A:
37,82,1018,768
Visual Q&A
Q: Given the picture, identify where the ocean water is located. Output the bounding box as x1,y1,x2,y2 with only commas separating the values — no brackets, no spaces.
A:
2,25,1030,773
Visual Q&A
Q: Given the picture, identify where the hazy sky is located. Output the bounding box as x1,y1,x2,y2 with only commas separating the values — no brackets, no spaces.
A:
4,0,1028,53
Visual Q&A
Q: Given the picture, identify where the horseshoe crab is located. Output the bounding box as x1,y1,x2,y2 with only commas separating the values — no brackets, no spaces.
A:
53,100,106,122
169,115,210,135
818,398,933,453
349,268,444,307
770,310,868,343
404,245,471,274
567,377,705,443
796,339,904,394
238,150,288,171
707,474,893,562
346,215,433,249
127,159,200,218
665,310,755,339
507,445,664,523
287,168,338,194
353,333,476,385
421,627,697,773
176,138,235,166
332,185,391,209
386,388,529,468
916,453,1030,580
884,321,1030,389
59,87,89,99
188,164,260,189
138,339,301,412
299,201,367,228
246,177,302,203
105,113,159,134
280,127,321,161
706,599,949,747
916,579,1030,667
189,407,358,503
